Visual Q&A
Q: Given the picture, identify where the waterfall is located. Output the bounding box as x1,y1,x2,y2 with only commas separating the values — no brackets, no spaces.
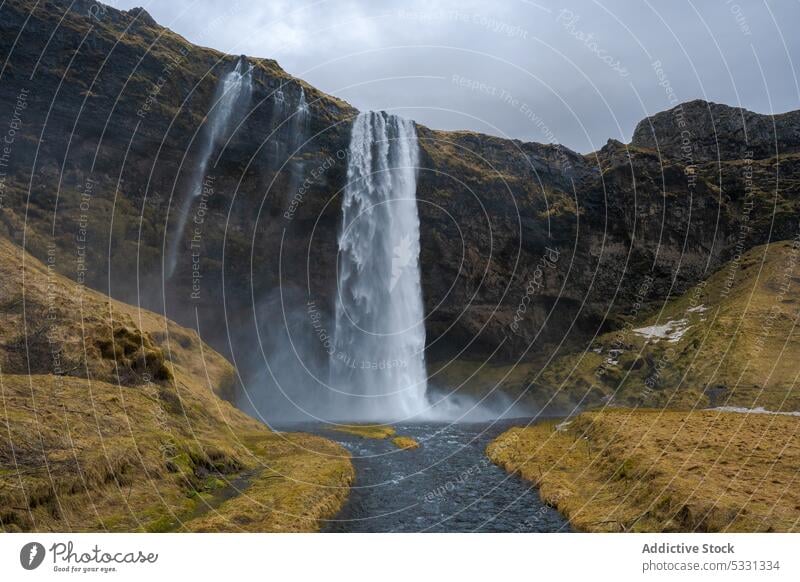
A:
286,87,309,198
269,85,309,170
329,111,428,421
166,56,252,277
293,87,309,139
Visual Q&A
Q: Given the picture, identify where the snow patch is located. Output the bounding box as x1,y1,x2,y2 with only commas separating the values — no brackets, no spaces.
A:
633,319,690,343
555,420,573,432
713,406,800,417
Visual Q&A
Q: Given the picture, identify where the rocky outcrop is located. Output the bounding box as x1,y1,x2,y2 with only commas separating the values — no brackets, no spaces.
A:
631,99,800,162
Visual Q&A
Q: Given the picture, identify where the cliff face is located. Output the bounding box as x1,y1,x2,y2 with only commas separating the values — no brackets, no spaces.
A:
2,0,798,405
631,99,800,162
0,0,354,364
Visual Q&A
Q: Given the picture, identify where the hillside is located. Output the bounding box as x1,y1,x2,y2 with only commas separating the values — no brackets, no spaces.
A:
1,0,799,409
0,235,353,532
487,409,800,532
525,240,800,412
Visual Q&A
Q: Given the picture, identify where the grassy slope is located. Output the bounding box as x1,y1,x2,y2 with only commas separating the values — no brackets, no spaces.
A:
535,240,800,411
487,410,800,532
0,236,352,532
487,241,800,532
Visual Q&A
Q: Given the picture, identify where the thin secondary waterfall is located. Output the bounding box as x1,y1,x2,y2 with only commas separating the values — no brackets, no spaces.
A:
330,111,428,421
293,87,309,139
286,87,309,196
270,85,309,168
166,56,252,277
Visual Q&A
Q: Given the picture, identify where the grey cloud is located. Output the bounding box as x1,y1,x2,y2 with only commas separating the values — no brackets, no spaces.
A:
106,0,800,153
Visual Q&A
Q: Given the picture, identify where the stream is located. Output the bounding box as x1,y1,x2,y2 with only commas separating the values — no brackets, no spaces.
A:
309,419,570,532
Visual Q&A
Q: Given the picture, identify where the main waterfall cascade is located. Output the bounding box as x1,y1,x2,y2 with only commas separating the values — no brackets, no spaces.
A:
166,56,253,277
240,110,526,424
329,111,429,421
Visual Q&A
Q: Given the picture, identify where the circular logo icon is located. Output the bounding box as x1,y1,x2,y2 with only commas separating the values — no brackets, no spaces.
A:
20,542,46,570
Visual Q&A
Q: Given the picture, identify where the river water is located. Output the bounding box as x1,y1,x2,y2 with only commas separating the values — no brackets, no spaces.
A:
312,420,570,532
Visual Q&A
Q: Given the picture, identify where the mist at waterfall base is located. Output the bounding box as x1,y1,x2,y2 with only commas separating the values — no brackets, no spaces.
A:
166,56,252,278
238,111,531,425
237,288,530,424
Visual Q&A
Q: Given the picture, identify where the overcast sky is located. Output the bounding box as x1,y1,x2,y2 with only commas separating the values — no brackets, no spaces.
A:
105,0,799,153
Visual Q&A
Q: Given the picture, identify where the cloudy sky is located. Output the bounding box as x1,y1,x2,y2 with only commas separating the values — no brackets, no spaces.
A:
106,0,799,153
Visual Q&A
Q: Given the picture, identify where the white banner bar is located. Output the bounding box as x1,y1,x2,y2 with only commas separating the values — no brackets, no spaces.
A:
1,533,797,581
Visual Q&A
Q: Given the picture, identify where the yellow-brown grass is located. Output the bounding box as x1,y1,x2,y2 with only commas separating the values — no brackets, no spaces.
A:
328,425,419,450
391,436,420,450
487,410,800,532
0,236,353,532
330,424,396,439
536,241,800,411
187,434,353,532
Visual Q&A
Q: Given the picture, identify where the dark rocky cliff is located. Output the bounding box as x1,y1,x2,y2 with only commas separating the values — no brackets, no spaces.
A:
632,99,800,162
2,0,798,406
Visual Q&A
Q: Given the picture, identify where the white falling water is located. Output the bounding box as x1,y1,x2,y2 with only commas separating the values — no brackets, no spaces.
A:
166,57,252,277
286,87,309,193
271,85,309,167
330,111,428,421
293,87,309,136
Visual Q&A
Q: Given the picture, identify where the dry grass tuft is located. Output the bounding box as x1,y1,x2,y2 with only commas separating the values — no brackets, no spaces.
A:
329,424,397,440
391,436,420,450
487,409,800,532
